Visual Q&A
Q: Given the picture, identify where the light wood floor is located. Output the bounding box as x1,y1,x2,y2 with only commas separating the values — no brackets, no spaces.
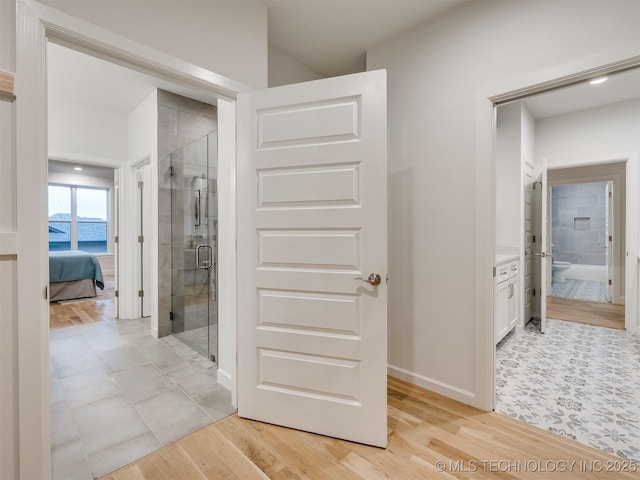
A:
49,297,115,329
49,275,116,329
547,295,625,330
101,376,640,480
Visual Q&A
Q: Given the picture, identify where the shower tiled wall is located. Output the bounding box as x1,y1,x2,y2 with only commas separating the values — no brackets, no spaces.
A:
157,90,217,337
551,181,607,266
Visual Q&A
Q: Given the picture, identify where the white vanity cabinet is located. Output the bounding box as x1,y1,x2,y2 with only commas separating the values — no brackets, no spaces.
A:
495,258,520,344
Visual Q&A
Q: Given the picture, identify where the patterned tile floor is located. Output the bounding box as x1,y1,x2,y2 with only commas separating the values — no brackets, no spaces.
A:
552,278,608,303
496,318,640,462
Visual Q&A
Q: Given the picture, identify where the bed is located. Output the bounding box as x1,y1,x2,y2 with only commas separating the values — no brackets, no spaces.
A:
49,250,105,302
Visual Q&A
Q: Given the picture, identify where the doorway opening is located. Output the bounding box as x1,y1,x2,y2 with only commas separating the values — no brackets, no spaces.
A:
545,167,627,331
46,42,234,479
493,67,640,462
550,181,611,303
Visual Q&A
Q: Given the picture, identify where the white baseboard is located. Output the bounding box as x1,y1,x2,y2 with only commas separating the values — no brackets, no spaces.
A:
388,364,478,408
217,367,233,393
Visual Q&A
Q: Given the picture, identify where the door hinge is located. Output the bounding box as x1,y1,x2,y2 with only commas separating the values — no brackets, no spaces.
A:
609,191,613,198
532,288,536,297
533,235,536,243
138,235,144,243
44,285,48,300
169,165,174,176
138,290,144,298
169,311,174,321
493,266,496,277
115,290,119,298
609,235,612,242
114,235,119,243
609,279,612,286
138,181,143,189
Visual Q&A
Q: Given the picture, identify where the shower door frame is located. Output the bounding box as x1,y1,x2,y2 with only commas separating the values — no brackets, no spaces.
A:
169,134,219,362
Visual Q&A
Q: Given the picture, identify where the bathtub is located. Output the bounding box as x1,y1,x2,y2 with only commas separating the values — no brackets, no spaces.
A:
564,264,607,282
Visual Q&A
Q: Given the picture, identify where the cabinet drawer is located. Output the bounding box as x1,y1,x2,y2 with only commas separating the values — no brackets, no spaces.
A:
496,260,518,283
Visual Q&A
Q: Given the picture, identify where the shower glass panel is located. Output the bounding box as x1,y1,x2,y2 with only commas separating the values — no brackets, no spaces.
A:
170,132,218,362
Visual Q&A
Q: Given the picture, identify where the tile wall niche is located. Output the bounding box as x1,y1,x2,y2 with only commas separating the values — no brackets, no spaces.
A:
157,90,217,337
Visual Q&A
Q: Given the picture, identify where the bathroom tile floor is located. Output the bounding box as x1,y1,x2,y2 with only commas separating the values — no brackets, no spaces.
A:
50,317,235,480
551,278,608,303
496,318,640,463
172,325,216,359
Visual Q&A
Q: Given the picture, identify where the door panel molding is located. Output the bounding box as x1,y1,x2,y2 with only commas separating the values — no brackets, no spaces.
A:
237,70,388,447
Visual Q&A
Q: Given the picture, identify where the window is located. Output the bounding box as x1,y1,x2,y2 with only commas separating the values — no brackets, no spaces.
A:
48,185,109,253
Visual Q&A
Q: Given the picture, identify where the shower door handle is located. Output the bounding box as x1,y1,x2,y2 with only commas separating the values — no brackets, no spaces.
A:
196,244,213,270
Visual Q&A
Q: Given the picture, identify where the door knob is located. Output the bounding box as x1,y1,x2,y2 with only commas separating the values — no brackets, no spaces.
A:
355,273,382,286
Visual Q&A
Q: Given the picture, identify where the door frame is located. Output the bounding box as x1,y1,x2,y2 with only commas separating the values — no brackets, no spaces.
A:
477,47,640,411
16,0,248,477
545,154,637,325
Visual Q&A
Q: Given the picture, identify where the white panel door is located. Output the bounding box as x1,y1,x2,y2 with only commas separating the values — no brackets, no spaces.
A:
237,70,388,447
540,159,549,333
523,162,534,324
138,163,152,318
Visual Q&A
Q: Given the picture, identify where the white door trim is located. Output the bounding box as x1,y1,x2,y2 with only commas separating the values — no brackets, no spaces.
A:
16,0,248,476
476,45,640,411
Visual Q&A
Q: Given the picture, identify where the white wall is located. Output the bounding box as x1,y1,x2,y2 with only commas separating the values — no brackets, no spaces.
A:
48,97,128,164
268,47,324,87
537,99,640,165
367,0,640,406
128,91,157,165
495,102,522,247
122,91,158,322
522,105,536,169
40,0,268,89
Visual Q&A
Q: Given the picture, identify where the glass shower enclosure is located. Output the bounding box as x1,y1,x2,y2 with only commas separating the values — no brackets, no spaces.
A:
169,132,218,362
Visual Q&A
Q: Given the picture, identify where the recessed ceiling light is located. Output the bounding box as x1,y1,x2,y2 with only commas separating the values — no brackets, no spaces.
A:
73,167,83,171
589,77,608,85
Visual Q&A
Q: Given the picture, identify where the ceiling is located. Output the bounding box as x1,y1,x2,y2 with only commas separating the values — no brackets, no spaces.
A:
48,1,466,114
523,68,640,120
49,159,115,177
47,2,640,121
264,0,466,77
48,42,168,114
